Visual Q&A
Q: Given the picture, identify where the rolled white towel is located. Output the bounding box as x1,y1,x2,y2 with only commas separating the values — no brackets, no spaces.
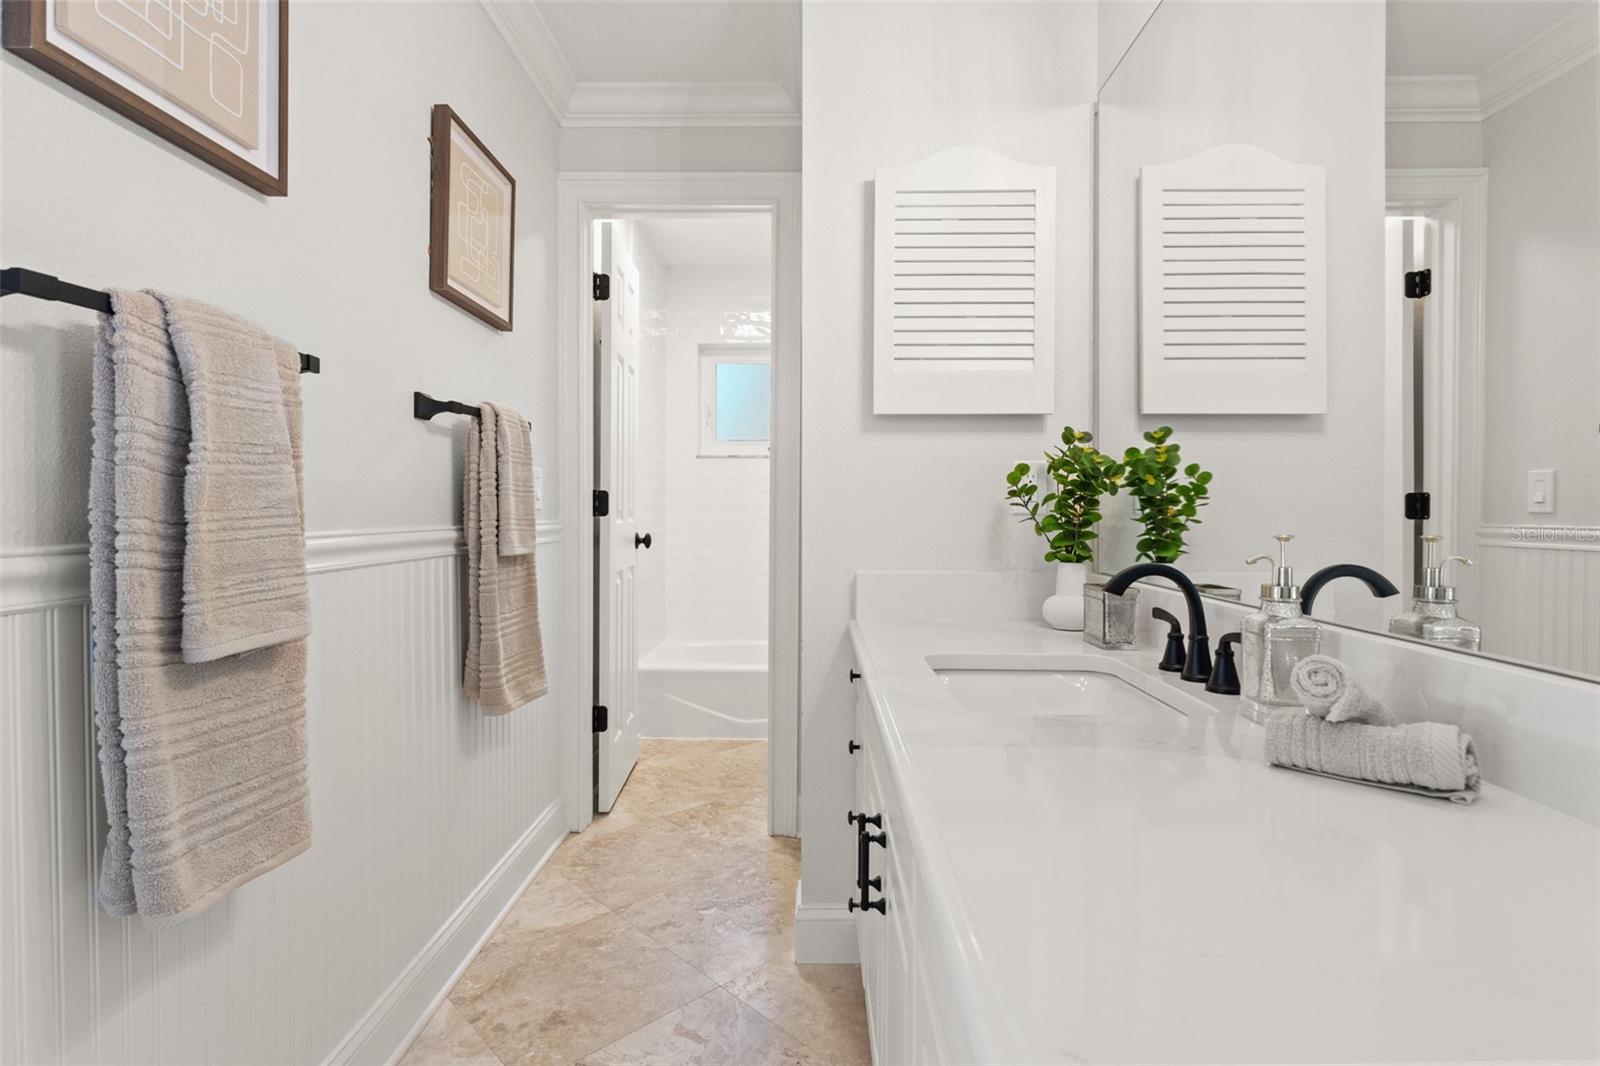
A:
1290,654,1395,725
1263,709,1482,804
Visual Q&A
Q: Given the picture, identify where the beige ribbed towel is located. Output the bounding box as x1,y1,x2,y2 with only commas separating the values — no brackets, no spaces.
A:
1263,708,1482,804
495,404,536,557
90,290,311,923
161,294,311,661
464,402,549,714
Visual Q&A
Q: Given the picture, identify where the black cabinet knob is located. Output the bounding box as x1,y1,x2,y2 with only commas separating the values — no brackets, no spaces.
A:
635,532,653,549
847,740,860,754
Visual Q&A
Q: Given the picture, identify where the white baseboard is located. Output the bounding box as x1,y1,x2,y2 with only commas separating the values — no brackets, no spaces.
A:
793,886,858,964
325,799,568,1066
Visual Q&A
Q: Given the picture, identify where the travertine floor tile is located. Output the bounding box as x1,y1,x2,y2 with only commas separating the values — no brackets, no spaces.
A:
580,987,823,1066
401,741,870,1066
450,912,715,1066
399,999,502,1066
547,816,742,910
725,961,874,1066
494,871,609,943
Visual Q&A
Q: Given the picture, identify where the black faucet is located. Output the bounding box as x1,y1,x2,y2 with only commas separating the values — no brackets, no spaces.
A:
1299,564,1400,615
1101,563,1212,683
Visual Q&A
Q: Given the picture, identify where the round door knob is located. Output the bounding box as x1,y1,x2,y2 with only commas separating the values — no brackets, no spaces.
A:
635,532,653,549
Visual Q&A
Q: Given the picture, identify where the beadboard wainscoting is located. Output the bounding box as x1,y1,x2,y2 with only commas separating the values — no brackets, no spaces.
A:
0,525,566,1066
1472,525,1600,678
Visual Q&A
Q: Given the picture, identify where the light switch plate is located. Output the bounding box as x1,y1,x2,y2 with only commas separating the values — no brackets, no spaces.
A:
1527,468,1555,514
533,467,545,511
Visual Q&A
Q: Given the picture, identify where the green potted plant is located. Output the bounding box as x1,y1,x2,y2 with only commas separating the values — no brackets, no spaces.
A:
1119,426,1213,562
1005,426,1122,630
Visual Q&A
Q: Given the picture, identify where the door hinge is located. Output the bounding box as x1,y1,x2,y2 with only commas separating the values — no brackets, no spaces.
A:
592,489,610,517
592,273,611,301
1404,269,1431,299
1404,491,1431,520
592,705,608,732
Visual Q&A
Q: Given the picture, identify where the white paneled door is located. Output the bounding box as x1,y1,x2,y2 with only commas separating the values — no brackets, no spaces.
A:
595,223,644,813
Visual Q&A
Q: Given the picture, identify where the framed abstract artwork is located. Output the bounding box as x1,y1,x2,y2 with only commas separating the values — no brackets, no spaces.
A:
2,0,288,195
429,104,516,331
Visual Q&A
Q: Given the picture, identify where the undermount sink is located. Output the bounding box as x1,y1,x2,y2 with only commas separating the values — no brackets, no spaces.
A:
934,669,1186,722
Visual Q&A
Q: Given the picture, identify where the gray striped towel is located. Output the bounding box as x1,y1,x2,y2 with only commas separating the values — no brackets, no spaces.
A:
1263,708,1482,804
464,402,548,714
90,290,311,923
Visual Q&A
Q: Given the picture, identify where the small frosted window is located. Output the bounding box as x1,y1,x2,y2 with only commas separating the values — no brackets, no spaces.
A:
700,347,771,457
715,362,771,441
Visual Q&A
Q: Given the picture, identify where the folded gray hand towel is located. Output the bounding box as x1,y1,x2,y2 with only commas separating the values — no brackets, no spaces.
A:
161,293,311,662
1263,708,1481,804
1290,654,1395,725
90,290,311,923
493,403,536,557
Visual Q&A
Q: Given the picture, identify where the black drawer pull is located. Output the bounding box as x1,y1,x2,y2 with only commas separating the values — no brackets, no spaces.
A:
849,669,861,682
848,897,886,914
847,739,860,754
847,811,882,829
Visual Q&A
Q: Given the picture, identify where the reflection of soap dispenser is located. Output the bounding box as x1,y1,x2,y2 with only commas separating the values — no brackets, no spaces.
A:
1240,534,1322,720
1388,535,1480,651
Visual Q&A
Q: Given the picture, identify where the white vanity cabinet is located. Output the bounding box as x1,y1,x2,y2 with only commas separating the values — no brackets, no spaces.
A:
851,678,964,1066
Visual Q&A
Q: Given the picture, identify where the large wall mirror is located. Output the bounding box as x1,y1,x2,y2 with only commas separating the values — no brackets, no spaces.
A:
1094,0,1598,679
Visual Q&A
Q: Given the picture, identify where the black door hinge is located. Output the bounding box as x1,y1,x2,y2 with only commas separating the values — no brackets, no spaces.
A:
593,273,611,301
592,489,610,517
1404,491,1431,520
1404,269,1431,299
592,705,608,732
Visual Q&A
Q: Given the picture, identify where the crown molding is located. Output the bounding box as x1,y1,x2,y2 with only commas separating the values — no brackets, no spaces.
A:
564,82,799,128
1387,6,1598,125
479,1,799,128
1385,75,1481,123
479,0,575,123
1477,5,1598,120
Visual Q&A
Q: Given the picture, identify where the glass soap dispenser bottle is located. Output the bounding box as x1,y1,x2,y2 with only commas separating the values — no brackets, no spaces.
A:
1388,535,1480,651
1240,534,1322,720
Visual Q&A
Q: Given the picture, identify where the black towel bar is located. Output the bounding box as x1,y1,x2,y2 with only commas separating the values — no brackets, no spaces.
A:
1,266,321,374
413,391,529,428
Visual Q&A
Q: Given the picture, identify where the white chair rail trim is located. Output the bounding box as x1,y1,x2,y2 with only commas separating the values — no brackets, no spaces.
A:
0,522,564,614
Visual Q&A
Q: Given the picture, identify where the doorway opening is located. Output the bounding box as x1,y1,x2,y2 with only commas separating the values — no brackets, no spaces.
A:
592,213,775,818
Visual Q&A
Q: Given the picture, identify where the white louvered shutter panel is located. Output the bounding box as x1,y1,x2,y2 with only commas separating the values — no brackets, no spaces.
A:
1139,144,1327,414
874,147,1056,414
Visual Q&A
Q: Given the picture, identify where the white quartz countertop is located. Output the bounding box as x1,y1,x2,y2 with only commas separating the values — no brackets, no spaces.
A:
848,616,1600,1064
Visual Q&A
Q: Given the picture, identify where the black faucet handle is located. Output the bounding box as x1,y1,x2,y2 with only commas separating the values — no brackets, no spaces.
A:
1205,632,1242,695
1153,608,1187,672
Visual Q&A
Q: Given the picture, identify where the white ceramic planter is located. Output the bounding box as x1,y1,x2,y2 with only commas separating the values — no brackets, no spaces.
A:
1041,562,1087,630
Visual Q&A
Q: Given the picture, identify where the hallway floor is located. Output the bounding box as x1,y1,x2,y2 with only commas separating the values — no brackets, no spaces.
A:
400,740,869,1065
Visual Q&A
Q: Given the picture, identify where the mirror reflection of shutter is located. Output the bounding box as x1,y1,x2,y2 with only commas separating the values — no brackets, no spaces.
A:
874,147,1056,414
1139,144,1327,414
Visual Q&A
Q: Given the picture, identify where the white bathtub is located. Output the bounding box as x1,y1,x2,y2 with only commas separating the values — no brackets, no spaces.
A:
639,640,769,739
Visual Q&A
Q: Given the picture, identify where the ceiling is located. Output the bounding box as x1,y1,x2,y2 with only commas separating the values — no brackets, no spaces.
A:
1387,0,1591,76
481,0,800,127
634,215,772,272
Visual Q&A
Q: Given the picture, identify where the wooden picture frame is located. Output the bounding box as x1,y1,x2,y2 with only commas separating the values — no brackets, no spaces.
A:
429,105,516,331
2,0,288,196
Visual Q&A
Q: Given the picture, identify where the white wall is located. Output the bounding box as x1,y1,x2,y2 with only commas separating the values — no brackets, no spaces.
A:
1095,1,1388,623
558,127,800,174
0,4,566,1061
1480,58,1598,528
1098,0,1162,88
800,0,1099,918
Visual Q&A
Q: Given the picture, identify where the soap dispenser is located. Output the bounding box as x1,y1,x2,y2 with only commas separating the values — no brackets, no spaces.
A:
1240,534,1322,720
1388,535,1481,651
